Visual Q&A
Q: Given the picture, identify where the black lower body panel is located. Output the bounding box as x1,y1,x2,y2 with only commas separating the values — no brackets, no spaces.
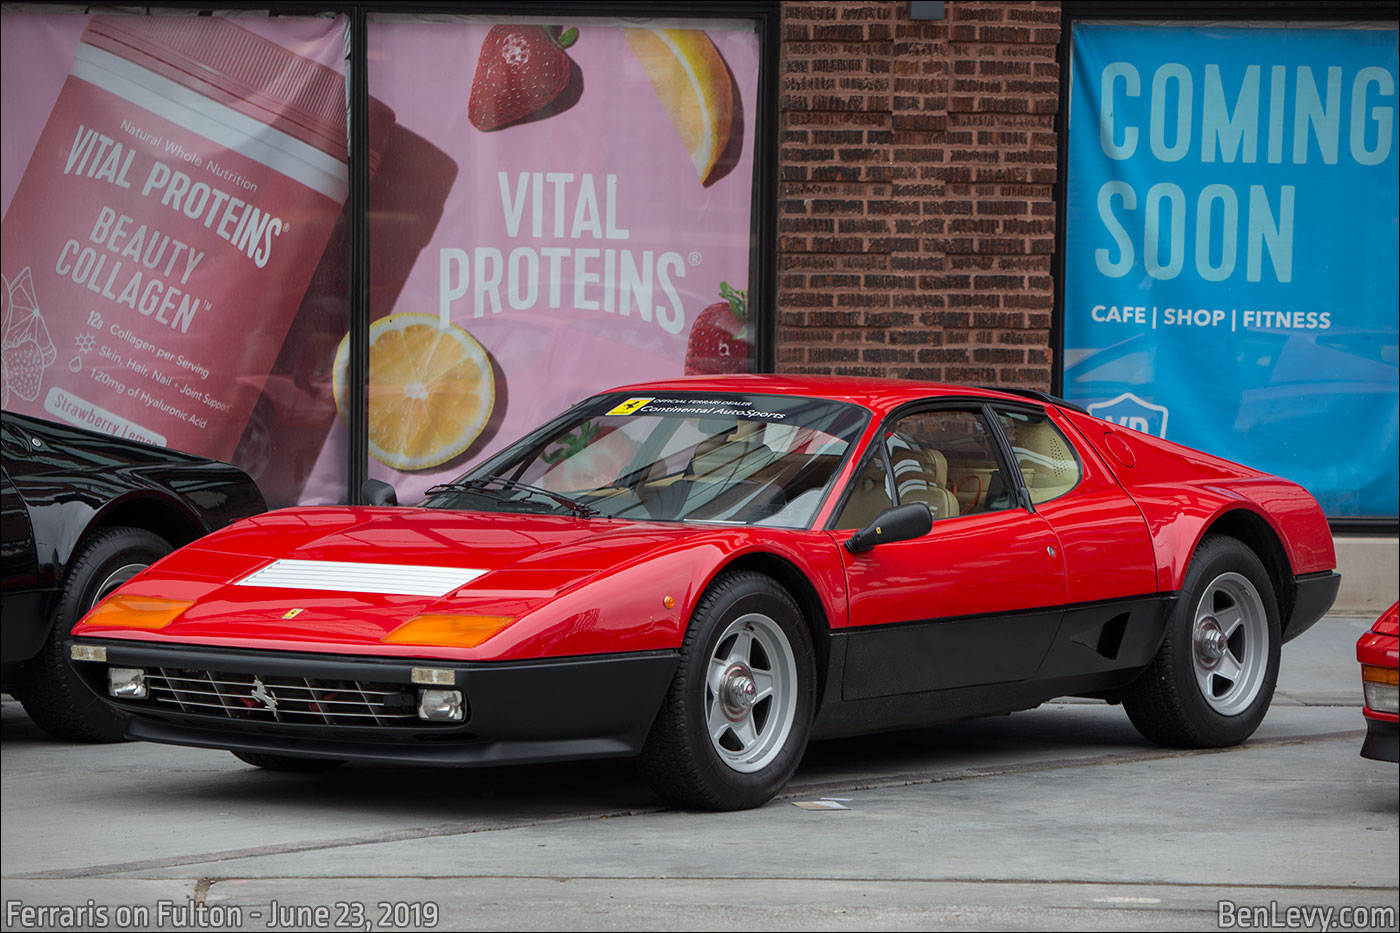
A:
1360,715,1398,763
1285,571,1341,643
70,640,678,767
812,595,1174,740
125,717,649,767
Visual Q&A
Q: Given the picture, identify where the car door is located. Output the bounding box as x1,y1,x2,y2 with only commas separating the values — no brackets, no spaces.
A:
830,403,1068,700
989,404,1158,603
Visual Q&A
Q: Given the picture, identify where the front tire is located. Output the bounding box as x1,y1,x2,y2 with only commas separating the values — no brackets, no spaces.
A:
1123,535,1281,747
17,526,171,743
639,571,815,810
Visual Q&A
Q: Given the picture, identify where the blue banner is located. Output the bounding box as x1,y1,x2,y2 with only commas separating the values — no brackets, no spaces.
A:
1063,23,1399,518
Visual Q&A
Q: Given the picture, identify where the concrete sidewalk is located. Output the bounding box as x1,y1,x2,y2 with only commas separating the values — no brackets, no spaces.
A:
3,614,1395,932
1333,536,1399,615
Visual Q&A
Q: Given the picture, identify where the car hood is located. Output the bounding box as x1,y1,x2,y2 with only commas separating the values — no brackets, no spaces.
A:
176,505,681,574
73,506,802,660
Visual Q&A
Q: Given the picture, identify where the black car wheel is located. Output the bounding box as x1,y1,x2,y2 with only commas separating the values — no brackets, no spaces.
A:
17,526,171,743
1123,534,1281,747
231,750,347,772
638,571,815,810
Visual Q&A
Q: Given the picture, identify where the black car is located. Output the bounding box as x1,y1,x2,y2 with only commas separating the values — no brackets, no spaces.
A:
2,411,265,741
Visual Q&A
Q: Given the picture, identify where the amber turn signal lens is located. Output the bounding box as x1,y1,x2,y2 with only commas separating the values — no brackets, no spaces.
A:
80,595,193,630
1361,664,1399,686
382,614,515,649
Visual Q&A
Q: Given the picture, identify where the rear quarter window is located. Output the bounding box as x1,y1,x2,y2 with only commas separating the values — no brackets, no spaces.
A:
994,409,1082,505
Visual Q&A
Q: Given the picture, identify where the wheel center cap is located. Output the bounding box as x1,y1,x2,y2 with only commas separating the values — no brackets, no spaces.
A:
721,665,757,720
1196,618,1228,667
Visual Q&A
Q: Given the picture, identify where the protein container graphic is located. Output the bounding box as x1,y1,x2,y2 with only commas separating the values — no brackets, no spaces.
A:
1,15,392,459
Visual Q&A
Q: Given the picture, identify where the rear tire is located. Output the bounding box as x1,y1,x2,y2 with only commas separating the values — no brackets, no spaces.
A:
1123,535,1281,747
638,571,815,810
17,526,171,743
231,750,347,772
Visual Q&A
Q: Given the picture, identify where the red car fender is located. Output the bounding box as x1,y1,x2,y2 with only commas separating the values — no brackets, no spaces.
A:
478,530,848,661
1057,408,1334,591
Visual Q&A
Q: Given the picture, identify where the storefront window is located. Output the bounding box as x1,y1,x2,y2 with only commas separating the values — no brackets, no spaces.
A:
1,8,353,507
3,6,771,510
342,12,764,503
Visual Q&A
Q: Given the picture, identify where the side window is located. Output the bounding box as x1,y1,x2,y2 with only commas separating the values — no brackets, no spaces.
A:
889,410,1014,518
994,409,1082,504
833,449,893,529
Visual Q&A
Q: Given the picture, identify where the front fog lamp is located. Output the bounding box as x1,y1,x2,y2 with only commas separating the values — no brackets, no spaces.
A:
411,667,455,686
1362,665,1399,714
417,688,465,722
108,667,148,699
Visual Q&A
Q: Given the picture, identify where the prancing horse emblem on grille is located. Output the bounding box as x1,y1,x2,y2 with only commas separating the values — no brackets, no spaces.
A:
250,677,278,712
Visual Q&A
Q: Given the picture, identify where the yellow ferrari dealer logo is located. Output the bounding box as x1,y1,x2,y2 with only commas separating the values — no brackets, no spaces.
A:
606,397,654,416
282,608,305,619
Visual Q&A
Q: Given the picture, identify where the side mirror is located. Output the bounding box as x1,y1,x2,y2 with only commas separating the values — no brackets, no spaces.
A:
362,478,398,507
844,503,932,554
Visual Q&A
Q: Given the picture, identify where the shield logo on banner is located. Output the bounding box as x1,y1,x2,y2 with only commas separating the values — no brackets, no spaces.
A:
1087,393,1170,438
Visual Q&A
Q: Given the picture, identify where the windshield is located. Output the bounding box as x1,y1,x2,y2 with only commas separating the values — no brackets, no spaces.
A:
423,393,868,527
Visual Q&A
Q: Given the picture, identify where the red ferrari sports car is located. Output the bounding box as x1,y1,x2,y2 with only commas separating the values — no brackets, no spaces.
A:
67,376,1339,809
1358,602,1398,762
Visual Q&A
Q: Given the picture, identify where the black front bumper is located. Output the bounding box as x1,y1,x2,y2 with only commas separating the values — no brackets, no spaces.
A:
1361,714,1399,763
69,639,678,767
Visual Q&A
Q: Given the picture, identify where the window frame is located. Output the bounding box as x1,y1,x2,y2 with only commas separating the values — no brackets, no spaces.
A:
825,397,1041,531
989,403,1086,508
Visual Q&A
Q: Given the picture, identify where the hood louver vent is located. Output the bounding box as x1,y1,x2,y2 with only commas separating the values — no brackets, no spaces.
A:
235,559,484,597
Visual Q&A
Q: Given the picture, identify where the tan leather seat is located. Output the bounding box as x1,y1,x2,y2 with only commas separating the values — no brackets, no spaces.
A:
950,467,997,513
689,431,774,480
1014,420,1079,503
839,468,895,529
887,439,959,520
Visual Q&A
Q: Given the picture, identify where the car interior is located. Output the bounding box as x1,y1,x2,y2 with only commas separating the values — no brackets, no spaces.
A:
834,407,1080,530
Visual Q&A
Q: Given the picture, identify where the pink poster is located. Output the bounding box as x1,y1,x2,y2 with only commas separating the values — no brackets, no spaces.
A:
2,11,761,509
333,15,762,503
1,11,360,505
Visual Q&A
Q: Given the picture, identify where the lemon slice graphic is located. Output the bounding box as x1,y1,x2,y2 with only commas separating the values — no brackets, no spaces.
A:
333,313,495,471
624,28,734,184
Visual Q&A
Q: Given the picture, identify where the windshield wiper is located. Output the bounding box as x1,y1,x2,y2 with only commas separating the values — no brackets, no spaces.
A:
425,480,511,501
426,477,598,518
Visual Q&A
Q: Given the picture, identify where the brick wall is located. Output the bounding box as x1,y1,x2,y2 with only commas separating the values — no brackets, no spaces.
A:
776,0,1061,388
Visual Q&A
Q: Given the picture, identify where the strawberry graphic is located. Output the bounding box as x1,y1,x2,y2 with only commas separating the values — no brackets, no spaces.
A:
468,25,579,131
3,268,54,407
3,268,54,367
684,281,750,375
3,339,45,402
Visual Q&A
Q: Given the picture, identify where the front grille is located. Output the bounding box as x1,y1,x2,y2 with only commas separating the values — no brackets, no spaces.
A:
139,668,429,727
